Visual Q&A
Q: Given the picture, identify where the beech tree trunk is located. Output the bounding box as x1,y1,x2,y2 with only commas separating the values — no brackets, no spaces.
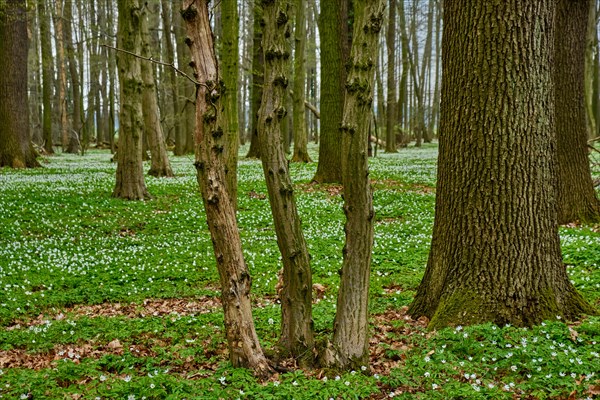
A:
140,5,174,178
182,0,271,377
112,0,151,200
63,0,81,154
555,0,600,223
408,0,595,329
39,0,54,154
258,0,315,366
246,3,263,159
312,0,348,183
385,0,397,153
0,0,40,168
326,0,382,370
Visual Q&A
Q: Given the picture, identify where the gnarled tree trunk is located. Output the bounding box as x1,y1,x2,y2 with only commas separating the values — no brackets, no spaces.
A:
182,0,271,377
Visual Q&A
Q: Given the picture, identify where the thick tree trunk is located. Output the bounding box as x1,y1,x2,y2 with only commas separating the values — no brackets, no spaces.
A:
0,0,40,168
555,0,600,223
385,0,397,153
291,0,312,163
182,0,271,377
409,0,595,330
258,0,315,366
221,0,240,208
140,6,174,178
325,0,382,371
312,0,348,183
112,0,151,200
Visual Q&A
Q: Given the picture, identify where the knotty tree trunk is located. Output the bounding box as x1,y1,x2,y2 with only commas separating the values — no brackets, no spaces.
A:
555,0,600,223
140,5,174,178
312,0,348,183
325,0,383,371
258,0,315,366
0,0,40,168
182,0,271,377
112,0,151,200
408,0,595,329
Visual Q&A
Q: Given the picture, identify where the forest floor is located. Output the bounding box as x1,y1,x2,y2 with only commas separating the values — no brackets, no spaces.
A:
0,143,599,399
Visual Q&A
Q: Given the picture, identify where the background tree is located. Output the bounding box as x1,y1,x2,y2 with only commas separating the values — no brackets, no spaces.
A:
112,0,151,200
0,0,40,168
38,0,53,154
140,3,174,178
385,0,397,153
246,2,264,159
555,0,600,223
182,0,271,376
62,0,81,153
409,0,595,329
325,0,383,370
312,0,349,183
258,0,315,365
291,0,312,163
221,0,240,208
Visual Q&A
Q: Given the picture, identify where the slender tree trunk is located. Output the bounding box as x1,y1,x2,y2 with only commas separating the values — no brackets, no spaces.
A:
246,3,263,159
39,0,54,154
0,0,40,168
397,0,409,144
221,0,240,208
555,0,600,223
160,0,181,150
54,0,69,152
408,0,595,329
312,0,348,183
257,0,315,366
141,4,174,178
181,0,271,377
325,0,383,371
112,0,151,200
63,0,81,153
175,0,195,155
385,0,397,152
420,0,435,142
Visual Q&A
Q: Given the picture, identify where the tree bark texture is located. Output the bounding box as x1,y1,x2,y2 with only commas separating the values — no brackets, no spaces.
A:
112,0,151,200
140,6,174,178
328,0,382,370
182,0,271,377
63,0,81,153
246,3,263,159
39,0,54,154
555,0,600,223
221,0,240,209
291,0,312,163
408,0,595,329
312,0,348,183
0,0,40,168
258,0,315,365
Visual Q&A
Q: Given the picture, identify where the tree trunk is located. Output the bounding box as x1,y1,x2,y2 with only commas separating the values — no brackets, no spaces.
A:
182,0,271,377
53,0,70,152
258,0,315,366
325,0,382,371
63,0,81,154
175,0,195,156
221,0,240,208
555,0,600,223
39,0,54,154
291,0,312,163
112,0,151,200
397,0,409,144
408,0,595,330
311,0,348,183
141,4,174,178
385,0,397,153
160,0,181,151
0,0,40,168
246,3,263,159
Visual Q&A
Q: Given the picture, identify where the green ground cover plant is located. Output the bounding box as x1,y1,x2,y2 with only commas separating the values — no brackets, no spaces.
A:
0,143,598,399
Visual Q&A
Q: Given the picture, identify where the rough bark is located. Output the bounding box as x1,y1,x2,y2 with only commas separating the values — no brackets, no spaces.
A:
555,0,600,223
112,0,151,200
258,0,315,366
221,0,240,208
385,0,397,152
291,0,312,163
140,5,174,178
408,0,595,330
312,0,348,183
325,0,382,371
182,0,271,377
0,0,40,168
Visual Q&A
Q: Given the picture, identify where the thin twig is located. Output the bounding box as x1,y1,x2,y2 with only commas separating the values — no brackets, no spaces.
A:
100,43,202,87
